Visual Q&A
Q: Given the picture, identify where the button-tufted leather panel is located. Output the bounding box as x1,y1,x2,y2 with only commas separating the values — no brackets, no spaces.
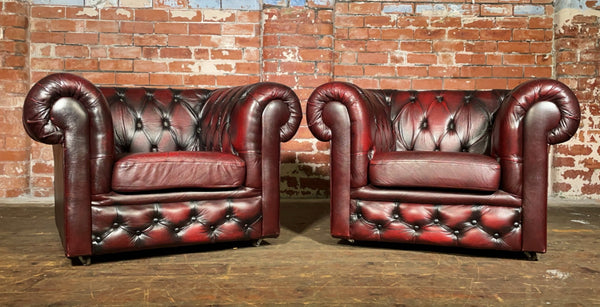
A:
369,151,501,192
349,200,522,251
91,197,262,255
112,151,246,192
102,88,212,155
390,90,508,153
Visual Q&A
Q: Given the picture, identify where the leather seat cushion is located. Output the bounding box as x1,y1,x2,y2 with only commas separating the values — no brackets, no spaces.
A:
112,151,245,192
369,151,501,192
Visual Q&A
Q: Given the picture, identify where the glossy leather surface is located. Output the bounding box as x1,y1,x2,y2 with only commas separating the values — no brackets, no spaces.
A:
369,151,501,192
22,73,302,259
307,79,580,254
112,151,246,192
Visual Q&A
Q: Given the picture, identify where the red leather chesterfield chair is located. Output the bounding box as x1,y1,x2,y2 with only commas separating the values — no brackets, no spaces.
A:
23,73,302,265
307,79,580,260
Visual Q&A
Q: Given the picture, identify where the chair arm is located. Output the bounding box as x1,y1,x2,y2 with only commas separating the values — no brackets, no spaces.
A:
200,82,301,183
491,79,580,196
22,73,114,195
307,81,394,187
22,73,115,257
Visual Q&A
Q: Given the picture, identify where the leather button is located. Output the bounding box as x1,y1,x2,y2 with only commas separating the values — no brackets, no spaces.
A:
454,230,460,235
135,230,142,235
191,216,197,222
153,218,159,223
393,214,399,219
414,225,420,230
95,236,102,242
471,220,478,225
174,227,180,232
112,222,119,228
376,224,383,230
514,222,520,227
493,233,500,239
433,218,440,224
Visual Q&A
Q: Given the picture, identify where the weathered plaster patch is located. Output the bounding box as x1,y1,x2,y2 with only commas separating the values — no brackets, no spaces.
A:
203,9,234,21
555,0,600,30
171,10,198,20
115,8,131,18
76,7,99,17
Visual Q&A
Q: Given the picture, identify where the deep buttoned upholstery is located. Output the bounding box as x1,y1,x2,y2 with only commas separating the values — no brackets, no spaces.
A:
23,73,302,262
307,79,580,257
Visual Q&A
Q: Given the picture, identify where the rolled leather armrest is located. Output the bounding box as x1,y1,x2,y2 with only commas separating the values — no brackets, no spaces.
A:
307,81,393,187
23,73,114,195
491,79,580,196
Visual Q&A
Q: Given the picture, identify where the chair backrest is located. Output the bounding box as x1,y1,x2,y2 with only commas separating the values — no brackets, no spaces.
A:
387,90,510,154
101,87,212,156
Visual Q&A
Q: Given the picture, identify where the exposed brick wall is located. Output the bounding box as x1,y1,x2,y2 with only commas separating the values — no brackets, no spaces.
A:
262,4,334,197
552,4,600,198
2,0,599,199
0,0,30,198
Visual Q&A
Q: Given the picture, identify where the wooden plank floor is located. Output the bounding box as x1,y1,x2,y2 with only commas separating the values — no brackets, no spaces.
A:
0,199,599,305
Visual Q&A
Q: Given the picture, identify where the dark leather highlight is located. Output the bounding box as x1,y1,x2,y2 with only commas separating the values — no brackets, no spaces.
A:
307,79,580,255
112,151,246,192
22,73,302,260
369,151,501,192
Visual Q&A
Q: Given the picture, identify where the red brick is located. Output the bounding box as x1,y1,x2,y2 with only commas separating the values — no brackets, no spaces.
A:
348,2,381,14
160,47,193,59
366,40,398,52
514,29,546,41
364,65,395,77
299,49,333,62
101,8,135,20
365,16,395,28
3,27,26,41
100,59,134,71
150,73,183,86
336,16,364,28
121,21,154,34
333,65,364,76
280,62,315,74
503,54,536,65
493,66,523,77
444,79,475,90
357,52,388,64
30,32,64,44
66,7,100,19
168,35,201,46
461,66,492,78
222,24,256,36
116,73,149,85
380,78,411,90
481,29,511,41
475,78,507,90
134,34,168,46
298,23,333,35
31,58,64,70
81,72,116,85
396,66,428,77
335,40,366,52
429,66,460,77
465,41,497,53
211,49,243,60
183,74,215,86
65,59,99,71
135,9,169,22
155,22,188,34
134,60,168,72
55,45,89,58
109,47,142,59
235,63,260,75
524,66,552,78
236,36,261,48
216,75,260,87
448,28,480,40
400,41,432,52
66,33,99,45
85,20,119,33
31,6,66,19
407,54,437,65
414,28,446,40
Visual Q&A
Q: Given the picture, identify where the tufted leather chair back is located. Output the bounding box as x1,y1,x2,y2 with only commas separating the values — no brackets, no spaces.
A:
101,88,225,157
387,90,510,154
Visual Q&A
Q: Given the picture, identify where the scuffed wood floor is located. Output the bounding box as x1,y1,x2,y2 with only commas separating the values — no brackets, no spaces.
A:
0,199,598,305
